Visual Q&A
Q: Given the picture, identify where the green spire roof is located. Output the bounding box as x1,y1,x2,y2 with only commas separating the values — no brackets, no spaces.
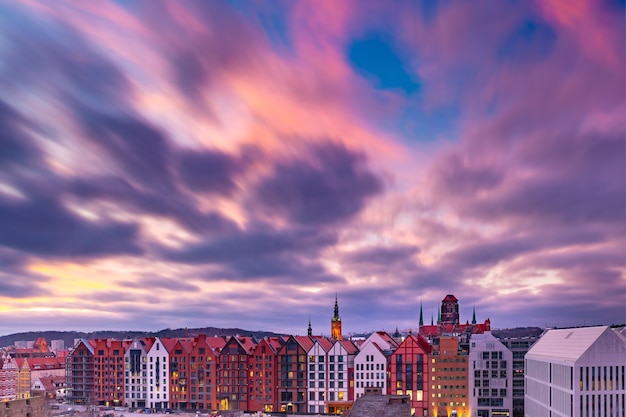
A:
333,293,340,320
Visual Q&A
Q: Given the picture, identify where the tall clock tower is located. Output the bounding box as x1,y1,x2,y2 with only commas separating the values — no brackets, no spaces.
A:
331,294,342,340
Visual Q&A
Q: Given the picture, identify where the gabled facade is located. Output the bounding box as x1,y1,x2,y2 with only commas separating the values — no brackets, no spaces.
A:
0,356,17,401
389,333,432,416
168,338,193,410
14,358,30,399
277,335,313,414
217,336,256,411
306,337,334,414
249,337,283,413
186,335,224,412
65,339,94,405
469,331,513,417
354,329,399,399
32,375,65,399
354,341,391,399
525,326,626,417
146,337,171,410
124,338,154,408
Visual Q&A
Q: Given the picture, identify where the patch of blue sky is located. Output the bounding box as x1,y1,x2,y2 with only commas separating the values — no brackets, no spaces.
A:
497,18,557,63
347,32,420,95
225,0,294,54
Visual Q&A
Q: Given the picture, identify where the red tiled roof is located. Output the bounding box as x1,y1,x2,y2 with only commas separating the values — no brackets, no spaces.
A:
236,336,258,353
159,338,180,353
339,339,359,354
294,335,314,351
27,357,64,370
206,337,226,352
311,336,334,351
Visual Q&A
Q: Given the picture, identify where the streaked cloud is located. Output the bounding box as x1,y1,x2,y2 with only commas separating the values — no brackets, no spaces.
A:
0,0,623,336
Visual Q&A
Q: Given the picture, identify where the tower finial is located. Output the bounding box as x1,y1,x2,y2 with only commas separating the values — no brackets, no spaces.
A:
334,293,339,319
308,316,312,336
472,305,476,325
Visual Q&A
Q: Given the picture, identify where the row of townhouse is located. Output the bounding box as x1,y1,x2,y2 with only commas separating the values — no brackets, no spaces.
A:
0,349,66,402
63,331,439,415
62,295,506,416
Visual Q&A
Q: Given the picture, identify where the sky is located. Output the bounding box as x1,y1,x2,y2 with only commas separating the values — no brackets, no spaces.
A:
0,0,624,338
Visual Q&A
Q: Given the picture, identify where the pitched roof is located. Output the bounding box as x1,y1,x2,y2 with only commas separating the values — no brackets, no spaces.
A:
25,357,63,370
34,375,65,391
236,336,258,353
339,339,359,354
294,335,314,351
206,337,226,352
311,336,334,351
159,338,180,353
376,331,399,348
526,326,619,363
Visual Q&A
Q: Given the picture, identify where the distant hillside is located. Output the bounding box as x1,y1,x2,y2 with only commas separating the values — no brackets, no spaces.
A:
0,327,283,350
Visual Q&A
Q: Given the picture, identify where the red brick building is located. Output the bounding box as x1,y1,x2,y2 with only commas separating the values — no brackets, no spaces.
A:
65,339,94,405
389,333,432,417
217,336,257,411
248,336,284,413
277,335,313,414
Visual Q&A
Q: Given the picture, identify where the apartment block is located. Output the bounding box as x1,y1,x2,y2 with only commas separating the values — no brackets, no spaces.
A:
430,336,469,417
65,339,94,405
354,331,398,399
498,333,541,417
525,326,626,417
469,331,513,417
277,335,312,413
249,336,283,413
389,333,432,416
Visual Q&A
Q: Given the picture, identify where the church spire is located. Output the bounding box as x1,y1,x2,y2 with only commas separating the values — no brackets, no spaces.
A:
331,294,342,340
308,316,312,336
431,308,434,326
472,305,477,325
437,305,441,324
419,301,424,326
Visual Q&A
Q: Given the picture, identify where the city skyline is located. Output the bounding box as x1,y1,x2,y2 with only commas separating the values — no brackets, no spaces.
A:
0,1,624,336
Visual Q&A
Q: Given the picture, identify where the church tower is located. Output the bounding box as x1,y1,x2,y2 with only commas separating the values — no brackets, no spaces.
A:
331,294,342,340
441,294,459,324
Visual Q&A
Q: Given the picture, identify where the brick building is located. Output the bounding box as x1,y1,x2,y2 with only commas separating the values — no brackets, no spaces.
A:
430,336,469,417
389,333,432,416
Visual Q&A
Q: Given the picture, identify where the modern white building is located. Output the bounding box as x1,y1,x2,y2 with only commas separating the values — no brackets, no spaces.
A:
354,331,398,398
469,331,513,417
146,337,171,410
525,326,626,417
124,337,153,408
330,340,357,402
306,337,333,414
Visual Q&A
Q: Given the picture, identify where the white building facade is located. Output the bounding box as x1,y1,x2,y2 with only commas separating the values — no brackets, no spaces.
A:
146,337,170,410
125,338,150,408
469,331,513,417
306,338,332,414
354,332,398,398
525,326,626,417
